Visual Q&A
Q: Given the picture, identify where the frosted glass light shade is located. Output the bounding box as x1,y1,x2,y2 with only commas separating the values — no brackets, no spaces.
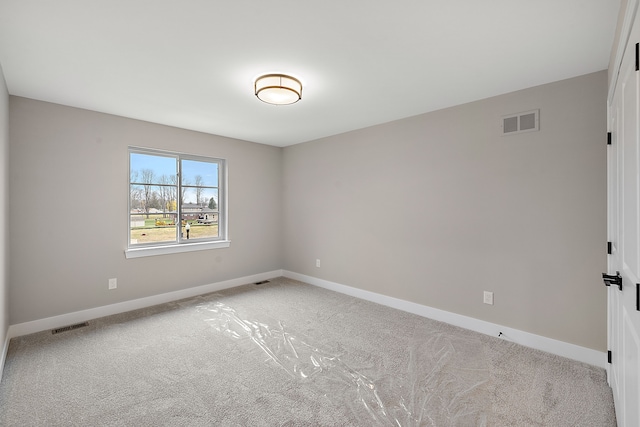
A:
254,74,302,105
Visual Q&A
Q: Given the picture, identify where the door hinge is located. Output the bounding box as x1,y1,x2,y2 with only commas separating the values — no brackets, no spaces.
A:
636,42,639,71
637,283,639,311
603,272,623,291
607,132,612,145
608,350,612,364
607,241,612,254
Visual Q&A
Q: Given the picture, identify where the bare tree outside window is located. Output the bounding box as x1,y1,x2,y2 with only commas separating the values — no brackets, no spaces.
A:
158,174,174,218
194,175,203,207
140,168,155,219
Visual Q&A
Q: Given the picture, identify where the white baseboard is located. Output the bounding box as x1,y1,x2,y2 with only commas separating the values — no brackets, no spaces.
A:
7,270,284,340
283,270,606,369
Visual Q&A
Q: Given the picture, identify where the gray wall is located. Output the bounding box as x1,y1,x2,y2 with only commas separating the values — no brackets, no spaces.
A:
8,97,283,324
0,64,8,345
7,71,608,352
283,71,608,351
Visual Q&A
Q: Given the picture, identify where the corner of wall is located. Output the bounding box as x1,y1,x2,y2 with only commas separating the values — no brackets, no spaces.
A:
0,61,10,380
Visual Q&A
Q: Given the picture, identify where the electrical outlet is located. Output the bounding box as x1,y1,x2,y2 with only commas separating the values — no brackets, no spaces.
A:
483,291,493,305
316,259,321,268
109,278,117,290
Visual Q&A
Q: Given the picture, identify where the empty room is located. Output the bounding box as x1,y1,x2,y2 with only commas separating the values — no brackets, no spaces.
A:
0,0,639,425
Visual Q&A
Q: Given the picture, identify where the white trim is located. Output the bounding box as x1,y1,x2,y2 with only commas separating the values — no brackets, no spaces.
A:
7,269,283,339
124,240,230,259
127,146,229,259
0,331,9,383
608,0,639,103
283,270,606,368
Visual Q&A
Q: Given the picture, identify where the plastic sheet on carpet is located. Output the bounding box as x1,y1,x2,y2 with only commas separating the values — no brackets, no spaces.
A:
196,300,489,426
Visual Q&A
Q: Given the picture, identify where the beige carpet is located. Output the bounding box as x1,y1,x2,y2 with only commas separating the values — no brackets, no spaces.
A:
0,277,616,426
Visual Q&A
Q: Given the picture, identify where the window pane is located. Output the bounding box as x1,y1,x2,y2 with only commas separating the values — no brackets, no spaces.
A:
182,159,219,187
181,187,217,207
182,220,219,240
130,184,145,211
130,152,178,246
130,153,177,184
130,212,177,245
182,187,197,206
180,187,219,241
201,189,218,210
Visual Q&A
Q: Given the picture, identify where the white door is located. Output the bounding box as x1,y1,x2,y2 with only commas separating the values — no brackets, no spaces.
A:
608,11,640,426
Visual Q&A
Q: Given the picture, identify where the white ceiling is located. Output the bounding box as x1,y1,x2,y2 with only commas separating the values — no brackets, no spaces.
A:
0,0,621,147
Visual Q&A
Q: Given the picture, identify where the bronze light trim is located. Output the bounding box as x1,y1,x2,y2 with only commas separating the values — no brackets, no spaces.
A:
254,74,302,105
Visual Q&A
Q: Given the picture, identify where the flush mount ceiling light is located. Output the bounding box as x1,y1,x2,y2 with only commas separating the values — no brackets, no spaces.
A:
254,74,302,105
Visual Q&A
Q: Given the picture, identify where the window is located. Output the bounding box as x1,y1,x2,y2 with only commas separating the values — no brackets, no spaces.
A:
126,147,228,258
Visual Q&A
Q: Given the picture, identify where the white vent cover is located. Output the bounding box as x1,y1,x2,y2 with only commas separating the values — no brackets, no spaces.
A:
501,109,539,135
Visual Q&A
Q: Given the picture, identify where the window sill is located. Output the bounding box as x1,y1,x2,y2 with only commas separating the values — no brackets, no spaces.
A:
124,240,231,259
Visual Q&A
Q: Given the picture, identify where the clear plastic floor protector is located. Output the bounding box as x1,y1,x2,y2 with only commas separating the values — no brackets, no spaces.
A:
196,300,489,426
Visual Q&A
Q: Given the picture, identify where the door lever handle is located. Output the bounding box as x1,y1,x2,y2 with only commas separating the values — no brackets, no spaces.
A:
602,272,623,291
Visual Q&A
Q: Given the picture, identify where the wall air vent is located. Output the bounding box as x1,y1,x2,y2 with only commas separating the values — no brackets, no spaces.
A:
52,322,89,334
501,109,539,135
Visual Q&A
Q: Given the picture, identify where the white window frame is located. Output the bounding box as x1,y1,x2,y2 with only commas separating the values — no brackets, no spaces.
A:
125,147,229,259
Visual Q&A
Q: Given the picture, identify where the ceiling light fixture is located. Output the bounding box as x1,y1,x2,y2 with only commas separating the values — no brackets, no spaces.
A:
254,74,302,105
